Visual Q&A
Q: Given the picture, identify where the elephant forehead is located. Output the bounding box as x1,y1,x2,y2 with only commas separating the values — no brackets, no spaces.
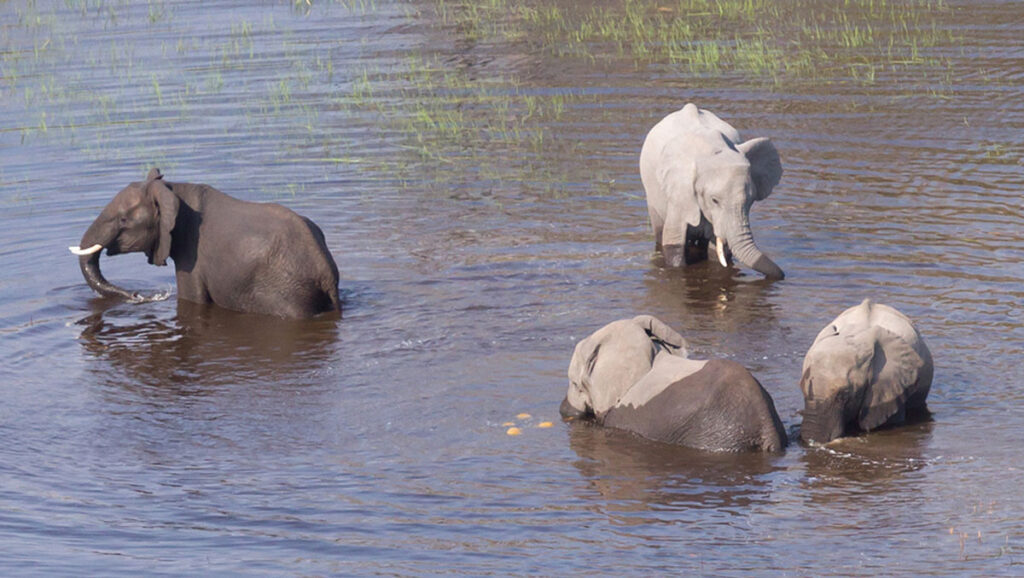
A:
804,332,872,370
700,162,753,188
112,184,147,207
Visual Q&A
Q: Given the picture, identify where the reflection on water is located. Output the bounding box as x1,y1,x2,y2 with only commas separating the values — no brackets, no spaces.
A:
642,265,781,337
75,299,340,391
802,419,935,490
568,421,781,514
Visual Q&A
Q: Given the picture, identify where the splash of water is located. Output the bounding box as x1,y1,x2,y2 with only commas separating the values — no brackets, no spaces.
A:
127,287,173,304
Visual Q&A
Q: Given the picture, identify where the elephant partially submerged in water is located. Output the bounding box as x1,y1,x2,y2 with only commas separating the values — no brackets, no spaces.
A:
799,300,933,444
69,168,341,319
561,315,787,453
640,103,785,279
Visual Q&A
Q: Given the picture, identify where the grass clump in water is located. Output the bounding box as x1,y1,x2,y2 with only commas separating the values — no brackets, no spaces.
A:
436,0,957,87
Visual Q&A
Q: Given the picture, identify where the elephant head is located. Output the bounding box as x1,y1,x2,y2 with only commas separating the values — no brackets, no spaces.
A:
644,104,784,279
799,300,933,444
69,168,179,300
562,315,687,420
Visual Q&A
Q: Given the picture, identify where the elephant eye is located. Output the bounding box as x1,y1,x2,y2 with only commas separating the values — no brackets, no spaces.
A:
711,197,720,206
118,215,128,226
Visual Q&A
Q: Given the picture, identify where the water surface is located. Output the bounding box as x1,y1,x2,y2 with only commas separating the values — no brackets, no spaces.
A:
1,0,1022,574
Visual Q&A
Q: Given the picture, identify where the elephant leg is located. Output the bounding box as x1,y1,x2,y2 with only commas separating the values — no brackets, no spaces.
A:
663,244,685,267
664,230,709,267
684,225,710,265
648,207,665,251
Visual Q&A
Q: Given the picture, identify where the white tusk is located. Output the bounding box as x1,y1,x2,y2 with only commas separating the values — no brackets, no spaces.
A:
69,244,102,256
715,237,728,267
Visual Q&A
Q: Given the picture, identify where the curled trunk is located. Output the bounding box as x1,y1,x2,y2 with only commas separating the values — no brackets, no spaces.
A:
726,222,784,280
79,252,141,301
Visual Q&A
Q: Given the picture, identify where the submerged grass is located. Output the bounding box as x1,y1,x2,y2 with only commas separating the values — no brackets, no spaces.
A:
339,52,587,191
435,0,957,86
1,0,966,202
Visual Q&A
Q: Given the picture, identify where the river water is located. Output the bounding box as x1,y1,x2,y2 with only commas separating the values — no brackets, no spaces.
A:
1,0,1022,574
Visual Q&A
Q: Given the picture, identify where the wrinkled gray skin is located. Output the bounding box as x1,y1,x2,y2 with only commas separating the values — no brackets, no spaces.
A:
640,103,785,279
561,315,787,452
70,168,341,318
799,299,933,444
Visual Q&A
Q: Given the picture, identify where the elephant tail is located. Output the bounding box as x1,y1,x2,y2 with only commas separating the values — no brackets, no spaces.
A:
327,284,342,314
316,275,342,315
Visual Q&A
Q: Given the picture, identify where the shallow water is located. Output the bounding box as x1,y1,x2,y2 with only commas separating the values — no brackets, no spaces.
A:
1,0,1022,574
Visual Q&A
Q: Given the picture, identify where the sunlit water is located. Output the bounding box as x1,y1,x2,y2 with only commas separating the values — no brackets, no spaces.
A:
1,0,1022,574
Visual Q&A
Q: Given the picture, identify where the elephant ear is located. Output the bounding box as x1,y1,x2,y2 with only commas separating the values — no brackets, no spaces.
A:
658,158,700,244
737,137,782,201
632,314,687,356
857,327,925,432
148,176,179,266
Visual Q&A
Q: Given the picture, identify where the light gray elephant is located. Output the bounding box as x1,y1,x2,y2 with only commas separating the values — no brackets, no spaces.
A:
561,315,787,452
640,103,784,279
799,299,933,444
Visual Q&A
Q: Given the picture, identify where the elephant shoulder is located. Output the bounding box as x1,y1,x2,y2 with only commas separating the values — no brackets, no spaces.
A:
701,359,763,395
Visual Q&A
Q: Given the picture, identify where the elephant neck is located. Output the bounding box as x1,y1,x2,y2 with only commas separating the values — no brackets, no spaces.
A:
164,182,207,212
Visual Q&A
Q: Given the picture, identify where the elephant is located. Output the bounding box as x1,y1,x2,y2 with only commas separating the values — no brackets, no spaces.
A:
69,168,341,318
560,315,787,452
639,103,785,279
799,299,933,444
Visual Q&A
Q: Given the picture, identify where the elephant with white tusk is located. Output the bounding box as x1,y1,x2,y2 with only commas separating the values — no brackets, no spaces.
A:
799,299,933,444
70,168,341,319
640,103,785,279
561,315,787,453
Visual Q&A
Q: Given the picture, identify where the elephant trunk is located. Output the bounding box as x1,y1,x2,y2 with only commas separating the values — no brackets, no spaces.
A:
73,220,140,301
800,399,845,444
560,397,587,420
725,221,784,280
79,252,141,301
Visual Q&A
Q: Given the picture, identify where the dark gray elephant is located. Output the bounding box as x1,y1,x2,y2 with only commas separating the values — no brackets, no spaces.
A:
560,315,787,453
640,103,785,279
69,168,341,318
799,299,933,444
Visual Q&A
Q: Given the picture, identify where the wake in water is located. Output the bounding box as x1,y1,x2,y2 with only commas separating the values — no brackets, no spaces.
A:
127,286,173,304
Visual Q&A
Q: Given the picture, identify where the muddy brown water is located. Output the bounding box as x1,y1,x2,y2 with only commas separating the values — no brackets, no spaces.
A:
1,0,1022,574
